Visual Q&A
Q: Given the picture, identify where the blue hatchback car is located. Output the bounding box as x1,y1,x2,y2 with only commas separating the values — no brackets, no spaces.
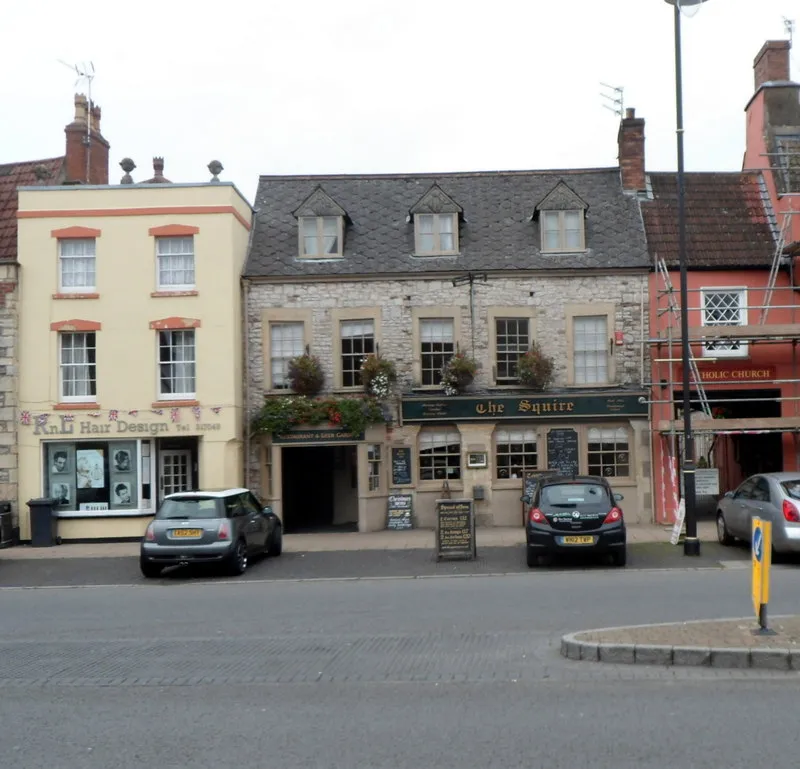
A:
525,475,626,568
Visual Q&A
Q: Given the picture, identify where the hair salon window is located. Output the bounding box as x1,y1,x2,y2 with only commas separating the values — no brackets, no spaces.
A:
158,329,196,398
44,440,146,515
419,428,461,481
59,332,96,402
587,427,630,478
156,236,195,290
494,428,538,479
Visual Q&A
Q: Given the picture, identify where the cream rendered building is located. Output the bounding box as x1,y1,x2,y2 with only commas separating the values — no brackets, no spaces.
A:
16,178,252,541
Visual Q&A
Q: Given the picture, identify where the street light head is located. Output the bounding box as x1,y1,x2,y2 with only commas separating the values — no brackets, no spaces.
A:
663,0,708,5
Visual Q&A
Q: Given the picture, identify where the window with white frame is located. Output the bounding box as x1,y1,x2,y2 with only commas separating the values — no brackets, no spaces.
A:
300,216,342,257
270,322,304,389
59,332,96,402
59,238,96,292
419,428,461,481
420,318,455,385
573,315,608,384
541,210,584,252
415,213,457,255
368,444,382,491
587,427,630,478
341,320,375,387
156,236,195,290
701,288,747,358
496,318,530,383
494,427,538,479
158,329,196,398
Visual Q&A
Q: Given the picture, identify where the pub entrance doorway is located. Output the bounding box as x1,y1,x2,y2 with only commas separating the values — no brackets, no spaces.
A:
280,445,359,533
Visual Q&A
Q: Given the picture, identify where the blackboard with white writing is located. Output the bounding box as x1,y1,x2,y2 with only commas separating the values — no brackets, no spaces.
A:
391,447,412,486
546,429,579,477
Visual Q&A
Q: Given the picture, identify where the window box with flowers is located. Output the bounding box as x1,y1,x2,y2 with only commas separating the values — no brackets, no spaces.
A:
441,352,479,396
287,353,325,396
517,343,554,391
360,354,397,399
252,395,389,438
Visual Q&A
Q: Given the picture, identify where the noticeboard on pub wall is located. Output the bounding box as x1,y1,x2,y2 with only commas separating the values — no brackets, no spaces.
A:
436,498,475,561
391,447,412,486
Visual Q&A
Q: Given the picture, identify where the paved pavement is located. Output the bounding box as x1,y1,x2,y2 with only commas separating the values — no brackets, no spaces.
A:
2,570,800,769
0,521,719,559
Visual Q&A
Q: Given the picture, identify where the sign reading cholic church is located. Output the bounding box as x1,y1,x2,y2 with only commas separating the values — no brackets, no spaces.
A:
29,416,222,436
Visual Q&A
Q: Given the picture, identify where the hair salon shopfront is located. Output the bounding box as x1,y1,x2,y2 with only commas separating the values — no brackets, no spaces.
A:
393,392,652,527
18,406,240,542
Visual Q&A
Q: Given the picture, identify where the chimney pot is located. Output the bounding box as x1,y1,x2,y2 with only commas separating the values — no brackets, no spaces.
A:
625,107,635,119
754,40,791,89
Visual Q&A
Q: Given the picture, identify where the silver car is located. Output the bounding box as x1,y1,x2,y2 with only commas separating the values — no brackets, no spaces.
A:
140,488,282,578
716,472,800,558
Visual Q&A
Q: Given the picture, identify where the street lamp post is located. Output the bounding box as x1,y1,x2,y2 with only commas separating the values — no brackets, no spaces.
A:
664,0,708,556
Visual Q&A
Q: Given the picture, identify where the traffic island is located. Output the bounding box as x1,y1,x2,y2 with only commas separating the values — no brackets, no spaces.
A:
561,616,800,670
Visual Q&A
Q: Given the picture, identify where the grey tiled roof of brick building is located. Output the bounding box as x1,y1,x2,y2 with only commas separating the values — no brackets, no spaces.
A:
244,168,650,278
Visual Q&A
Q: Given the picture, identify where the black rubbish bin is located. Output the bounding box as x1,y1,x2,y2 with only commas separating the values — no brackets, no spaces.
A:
27,498,60,547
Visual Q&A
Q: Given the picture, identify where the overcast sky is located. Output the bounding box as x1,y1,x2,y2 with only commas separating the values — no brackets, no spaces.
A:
2,0,797,203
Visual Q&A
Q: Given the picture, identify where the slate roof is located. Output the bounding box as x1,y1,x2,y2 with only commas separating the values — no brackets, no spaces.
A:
641,172,776,269
244,168,649,278
0,157,64,261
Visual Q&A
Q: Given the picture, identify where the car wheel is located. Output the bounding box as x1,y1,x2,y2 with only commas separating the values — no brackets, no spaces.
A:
612,549,627,568
140,559,162,579
526,548,538,568
270,525,283,557
227,539,248,576
716,512,734,545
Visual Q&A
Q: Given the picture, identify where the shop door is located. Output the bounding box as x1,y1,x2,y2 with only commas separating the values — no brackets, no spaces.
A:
159,450,193,502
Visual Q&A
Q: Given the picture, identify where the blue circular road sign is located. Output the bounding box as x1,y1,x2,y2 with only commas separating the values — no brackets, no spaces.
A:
753,527,764,562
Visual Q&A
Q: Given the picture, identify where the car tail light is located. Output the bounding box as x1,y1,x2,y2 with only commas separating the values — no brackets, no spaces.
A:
783,499,800,523
603,507,623,524
144,523,155,542
217,520,231,540
529,508,546,524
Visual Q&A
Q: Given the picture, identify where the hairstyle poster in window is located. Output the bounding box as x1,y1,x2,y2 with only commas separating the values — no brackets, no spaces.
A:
51,450,70,474
76,448,105,489
113,482,132,506
113,449,132,473
51,482,71,506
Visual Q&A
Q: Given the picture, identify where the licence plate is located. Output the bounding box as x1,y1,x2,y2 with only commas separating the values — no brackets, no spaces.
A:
560,535,595,545
172,528,203,538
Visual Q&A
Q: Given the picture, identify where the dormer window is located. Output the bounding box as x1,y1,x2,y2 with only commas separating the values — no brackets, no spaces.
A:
415,213,457,255
541,210,584,252
300,216,343,257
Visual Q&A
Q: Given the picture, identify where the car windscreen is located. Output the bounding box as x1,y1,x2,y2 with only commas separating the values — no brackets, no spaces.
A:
539,483,612,513
155,498,222,520
780,480,800,500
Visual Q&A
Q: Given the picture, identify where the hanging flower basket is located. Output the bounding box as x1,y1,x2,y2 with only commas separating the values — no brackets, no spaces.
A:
287,353,324,396
441,352,478,396
360,354,397,399
251,395,387,437
517,343,554,390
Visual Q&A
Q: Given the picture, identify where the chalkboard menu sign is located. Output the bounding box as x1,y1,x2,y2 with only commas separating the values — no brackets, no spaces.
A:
546,429,579,476
436,499,476,561
387,493,414,530
391,447,412,486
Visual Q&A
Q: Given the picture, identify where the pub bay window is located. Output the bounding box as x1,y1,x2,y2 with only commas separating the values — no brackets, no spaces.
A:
270,322,304,389
415,213,457,255
573,315,608,385
59,238,96,293
496,318,530,384
300,216,342,257
419,428,461,481
59,332,96,402
341,319,375,387
701,288,748,358
495,428,538,479
156,236,195,290
420,318,454,386
159,329,196,398
587,427,630,478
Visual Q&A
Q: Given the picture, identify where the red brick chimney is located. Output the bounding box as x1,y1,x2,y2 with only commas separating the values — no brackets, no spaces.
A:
618,107,646,192
754,40,791,89
64,93,110,185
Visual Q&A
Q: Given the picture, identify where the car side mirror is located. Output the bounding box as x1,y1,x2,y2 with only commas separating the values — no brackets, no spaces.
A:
613,493,624,501
262,506,273,516
724,491,734,499
520,495,531,504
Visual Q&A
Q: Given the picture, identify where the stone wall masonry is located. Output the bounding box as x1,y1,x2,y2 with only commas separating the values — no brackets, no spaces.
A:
245,273,650,415
0,263,19,530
